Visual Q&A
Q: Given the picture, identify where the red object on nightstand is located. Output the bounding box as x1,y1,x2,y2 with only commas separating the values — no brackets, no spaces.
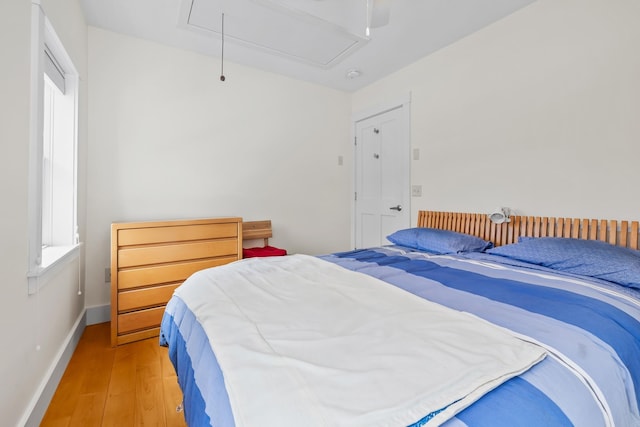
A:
243,245,287,258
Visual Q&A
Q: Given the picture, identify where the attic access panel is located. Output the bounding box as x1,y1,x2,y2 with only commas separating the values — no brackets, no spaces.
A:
182,0,368,69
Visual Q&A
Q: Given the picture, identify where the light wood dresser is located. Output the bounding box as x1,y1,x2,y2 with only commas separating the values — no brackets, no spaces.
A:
110,217,242,346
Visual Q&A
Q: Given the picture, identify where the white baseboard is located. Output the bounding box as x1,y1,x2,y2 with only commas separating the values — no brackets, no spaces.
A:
20,309,86,427
86,304,110,325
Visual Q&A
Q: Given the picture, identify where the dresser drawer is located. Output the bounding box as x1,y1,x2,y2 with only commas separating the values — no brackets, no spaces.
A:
117,222,239,246
118,283,180,313
117,257,237,291
117,306,166,334
118,239,239,268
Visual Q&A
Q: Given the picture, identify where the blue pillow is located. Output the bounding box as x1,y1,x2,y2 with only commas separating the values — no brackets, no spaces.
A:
386,228,493,254
487,237,640,289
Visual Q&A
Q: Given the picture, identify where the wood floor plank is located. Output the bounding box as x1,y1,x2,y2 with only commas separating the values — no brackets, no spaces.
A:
102,390,135,427
135,366,166,426
80,350,115,395
39,416,71,427
40,373,83,424
41,326,107,426
163,377,187,426
68,392,107,426
108,348,136,394
41,322,187,427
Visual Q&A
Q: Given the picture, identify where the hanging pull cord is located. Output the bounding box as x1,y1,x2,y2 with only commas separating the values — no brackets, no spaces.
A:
220,13,226,81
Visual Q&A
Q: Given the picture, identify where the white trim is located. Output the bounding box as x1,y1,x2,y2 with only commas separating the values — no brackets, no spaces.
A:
86,304,111,325
43,44,65,93
352,93,412,123
19,310,86,427
27,243,81,295
28,3,45,273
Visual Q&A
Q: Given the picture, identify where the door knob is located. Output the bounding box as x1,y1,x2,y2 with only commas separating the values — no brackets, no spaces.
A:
389,205,402,211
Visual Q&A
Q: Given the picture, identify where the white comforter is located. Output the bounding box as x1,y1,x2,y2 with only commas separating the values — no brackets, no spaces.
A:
174,254,546,427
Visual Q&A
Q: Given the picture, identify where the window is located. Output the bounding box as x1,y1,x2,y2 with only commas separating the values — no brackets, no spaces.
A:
28,3,79,293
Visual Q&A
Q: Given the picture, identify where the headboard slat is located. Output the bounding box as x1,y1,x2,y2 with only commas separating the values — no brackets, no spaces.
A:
580,219,589,240
620,221,629,248
599,220,607,242
548,218,555,238
561,218,571,238
609,220,618,245
526,216,534,237
571,219,580,239
631,222,639,250
589,219,598,240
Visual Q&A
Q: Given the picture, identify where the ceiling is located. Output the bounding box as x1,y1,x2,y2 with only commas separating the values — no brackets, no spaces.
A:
80,0,536,92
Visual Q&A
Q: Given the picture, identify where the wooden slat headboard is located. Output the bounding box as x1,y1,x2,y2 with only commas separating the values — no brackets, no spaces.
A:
417,210,640,250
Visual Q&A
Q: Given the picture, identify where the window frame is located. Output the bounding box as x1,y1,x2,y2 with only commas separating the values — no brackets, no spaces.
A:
27,2,80,294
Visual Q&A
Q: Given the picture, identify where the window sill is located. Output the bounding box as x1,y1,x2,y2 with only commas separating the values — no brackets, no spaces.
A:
28,243,81,295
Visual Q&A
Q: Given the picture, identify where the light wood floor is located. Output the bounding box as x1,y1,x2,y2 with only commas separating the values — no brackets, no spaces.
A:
40,322,187,427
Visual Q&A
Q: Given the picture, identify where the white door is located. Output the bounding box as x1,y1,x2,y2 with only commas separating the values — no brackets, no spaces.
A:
354,105,410,248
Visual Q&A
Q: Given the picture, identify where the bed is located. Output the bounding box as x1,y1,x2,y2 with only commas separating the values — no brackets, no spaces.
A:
160,210,640,426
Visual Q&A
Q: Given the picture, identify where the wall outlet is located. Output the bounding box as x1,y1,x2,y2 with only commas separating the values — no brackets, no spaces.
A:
105,267,111,283
412,185,422,197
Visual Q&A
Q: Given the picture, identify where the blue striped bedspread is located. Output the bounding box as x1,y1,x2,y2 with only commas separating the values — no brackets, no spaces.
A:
160,246,640,426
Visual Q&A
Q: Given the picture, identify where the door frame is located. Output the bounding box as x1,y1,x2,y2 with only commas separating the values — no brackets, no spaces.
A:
351,93,412,249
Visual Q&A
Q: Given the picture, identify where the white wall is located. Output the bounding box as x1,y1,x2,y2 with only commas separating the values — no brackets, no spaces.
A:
0,0,87,425
353,0,640,224
85,28,352,308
